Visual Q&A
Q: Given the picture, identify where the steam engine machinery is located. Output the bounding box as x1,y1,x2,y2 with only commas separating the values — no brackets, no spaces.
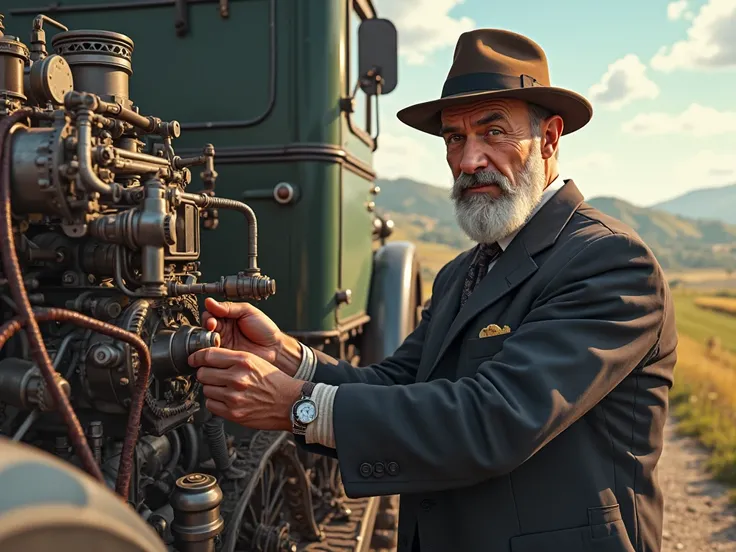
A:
0,13,378,552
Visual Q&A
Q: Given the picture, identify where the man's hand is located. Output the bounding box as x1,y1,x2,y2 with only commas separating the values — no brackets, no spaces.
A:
201,297,302,376
188,347,304,432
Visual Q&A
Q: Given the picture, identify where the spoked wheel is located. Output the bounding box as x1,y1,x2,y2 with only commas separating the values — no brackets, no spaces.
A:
308,455,351,523
219,430,391,552
220,431,322,552
236,457,292,551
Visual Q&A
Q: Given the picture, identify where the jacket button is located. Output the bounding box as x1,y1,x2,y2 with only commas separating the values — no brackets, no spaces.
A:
359,462,373,478
420,499,434,511
373,461,385,478
387,461,400,476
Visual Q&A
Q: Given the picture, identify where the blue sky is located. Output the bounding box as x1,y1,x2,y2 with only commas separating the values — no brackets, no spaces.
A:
369,0,736,207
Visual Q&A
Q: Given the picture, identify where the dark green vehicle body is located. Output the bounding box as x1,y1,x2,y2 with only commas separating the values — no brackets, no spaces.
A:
4,0,421,354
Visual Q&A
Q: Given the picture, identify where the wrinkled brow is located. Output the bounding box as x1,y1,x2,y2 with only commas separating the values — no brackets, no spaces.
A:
440,112,507,135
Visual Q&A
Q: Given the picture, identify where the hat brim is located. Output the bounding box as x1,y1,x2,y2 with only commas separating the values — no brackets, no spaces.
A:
396,86,593,136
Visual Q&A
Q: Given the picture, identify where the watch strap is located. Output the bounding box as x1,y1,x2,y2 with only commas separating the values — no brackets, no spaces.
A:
301,380,316,398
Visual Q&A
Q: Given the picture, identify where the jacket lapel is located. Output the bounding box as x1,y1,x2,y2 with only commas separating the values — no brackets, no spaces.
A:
415,250,473,381
418,179,585,382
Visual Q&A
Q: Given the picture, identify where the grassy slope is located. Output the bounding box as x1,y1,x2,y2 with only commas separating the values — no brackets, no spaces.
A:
669,292,736,497
672,290,736,354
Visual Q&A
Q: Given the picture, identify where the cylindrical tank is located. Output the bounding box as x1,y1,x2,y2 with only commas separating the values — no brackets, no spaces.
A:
0,14,30,104
51,29,134,107
170,473,225,552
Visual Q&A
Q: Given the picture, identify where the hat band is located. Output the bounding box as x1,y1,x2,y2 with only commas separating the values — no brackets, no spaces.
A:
441,72,541,98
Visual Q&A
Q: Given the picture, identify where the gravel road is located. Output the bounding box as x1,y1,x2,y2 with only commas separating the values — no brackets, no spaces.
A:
661,417,736,551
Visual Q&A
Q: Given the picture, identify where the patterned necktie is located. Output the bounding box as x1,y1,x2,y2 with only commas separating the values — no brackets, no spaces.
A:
460,242,502,307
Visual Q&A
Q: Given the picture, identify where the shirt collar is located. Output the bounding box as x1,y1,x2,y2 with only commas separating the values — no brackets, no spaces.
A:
497,174,566,251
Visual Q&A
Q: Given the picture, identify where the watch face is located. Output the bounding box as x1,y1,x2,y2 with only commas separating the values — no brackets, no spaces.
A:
295,400,317,424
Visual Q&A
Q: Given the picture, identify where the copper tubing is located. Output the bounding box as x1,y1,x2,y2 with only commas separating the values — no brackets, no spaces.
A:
0,317,23,349
0,307,151,499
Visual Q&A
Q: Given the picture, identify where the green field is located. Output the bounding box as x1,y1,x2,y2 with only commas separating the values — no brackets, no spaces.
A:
672,290,736,354
668,295,736,498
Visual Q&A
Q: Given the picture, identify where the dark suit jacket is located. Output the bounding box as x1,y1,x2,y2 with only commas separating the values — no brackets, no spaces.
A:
299,180,677,552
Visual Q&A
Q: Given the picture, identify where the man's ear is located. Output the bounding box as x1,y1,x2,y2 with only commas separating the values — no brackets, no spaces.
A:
541,115,563,160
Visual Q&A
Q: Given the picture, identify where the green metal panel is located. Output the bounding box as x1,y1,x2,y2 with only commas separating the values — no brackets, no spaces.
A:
335,0,379,327
3,0,385,334
338,167,374,324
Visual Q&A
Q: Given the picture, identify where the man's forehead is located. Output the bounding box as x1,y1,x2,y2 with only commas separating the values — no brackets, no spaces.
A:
440,98,528,133
441,98,526,121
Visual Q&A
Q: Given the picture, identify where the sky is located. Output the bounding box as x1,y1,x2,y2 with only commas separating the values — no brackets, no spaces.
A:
368,0,736,207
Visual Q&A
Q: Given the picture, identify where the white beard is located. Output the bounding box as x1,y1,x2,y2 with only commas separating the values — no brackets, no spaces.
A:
450,140,547,245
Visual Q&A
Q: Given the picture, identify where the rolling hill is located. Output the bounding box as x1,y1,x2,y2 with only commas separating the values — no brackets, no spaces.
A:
374,177,736,272
652,184,736,224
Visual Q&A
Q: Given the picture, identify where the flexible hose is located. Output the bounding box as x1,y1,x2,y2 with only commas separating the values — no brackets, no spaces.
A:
180,422,199,474
0,109,103,483
164,428,182,474
203,415,232,471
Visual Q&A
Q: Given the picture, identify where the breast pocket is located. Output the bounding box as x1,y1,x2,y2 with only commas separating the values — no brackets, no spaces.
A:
466,332,512,360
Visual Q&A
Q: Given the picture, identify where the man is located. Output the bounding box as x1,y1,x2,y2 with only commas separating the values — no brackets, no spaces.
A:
188,29,677,552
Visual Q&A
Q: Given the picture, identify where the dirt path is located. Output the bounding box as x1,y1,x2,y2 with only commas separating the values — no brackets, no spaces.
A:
661,417,736,551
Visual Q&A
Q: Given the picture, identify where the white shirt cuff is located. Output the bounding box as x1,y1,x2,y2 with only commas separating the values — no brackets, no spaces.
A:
293,342,316,381
305,382,338,449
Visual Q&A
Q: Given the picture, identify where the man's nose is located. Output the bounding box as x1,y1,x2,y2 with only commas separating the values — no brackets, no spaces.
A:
459,139,489,174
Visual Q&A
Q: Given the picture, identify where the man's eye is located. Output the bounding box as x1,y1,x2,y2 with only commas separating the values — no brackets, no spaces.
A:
487,129,502,136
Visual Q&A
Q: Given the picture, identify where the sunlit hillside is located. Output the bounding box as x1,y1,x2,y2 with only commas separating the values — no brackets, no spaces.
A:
375,177,736,273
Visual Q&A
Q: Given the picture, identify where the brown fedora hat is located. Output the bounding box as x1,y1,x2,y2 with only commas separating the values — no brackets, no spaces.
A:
397,29,593,136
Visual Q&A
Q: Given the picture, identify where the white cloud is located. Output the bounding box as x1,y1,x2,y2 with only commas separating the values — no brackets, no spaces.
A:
621,103,736,136
652,0,736,71
373,0,475,65
373,131,453,186
667,0,692,20
673,150,736,185
588,55,659,110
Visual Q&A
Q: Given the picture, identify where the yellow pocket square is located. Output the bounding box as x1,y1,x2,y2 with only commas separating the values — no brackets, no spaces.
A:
479,324,511,338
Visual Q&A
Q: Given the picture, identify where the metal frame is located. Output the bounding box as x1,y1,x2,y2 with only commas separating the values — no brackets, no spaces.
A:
176,143,376,180
343,0,375,150
10,0,230,13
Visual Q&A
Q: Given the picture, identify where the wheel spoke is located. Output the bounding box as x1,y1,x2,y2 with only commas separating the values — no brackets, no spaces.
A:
217,429,395,551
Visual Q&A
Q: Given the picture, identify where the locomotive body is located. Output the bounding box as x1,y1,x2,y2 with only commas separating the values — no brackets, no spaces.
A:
0,2,421,551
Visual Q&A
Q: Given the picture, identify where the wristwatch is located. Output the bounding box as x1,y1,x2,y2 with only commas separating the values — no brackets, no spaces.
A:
291,381,318,436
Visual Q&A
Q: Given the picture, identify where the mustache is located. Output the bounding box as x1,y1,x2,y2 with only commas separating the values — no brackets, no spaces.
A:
451,171,515,200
